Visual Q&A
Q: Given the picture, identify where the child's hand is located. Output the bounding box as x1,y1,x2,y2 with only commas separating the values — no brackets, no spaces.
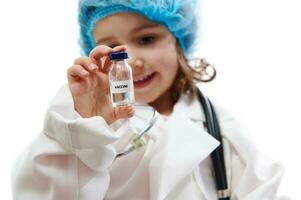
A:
67,45,134,124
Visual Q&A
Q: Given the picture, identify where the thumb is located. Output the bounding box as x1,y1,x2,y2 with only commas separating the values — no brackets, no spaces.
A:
113,105,135,120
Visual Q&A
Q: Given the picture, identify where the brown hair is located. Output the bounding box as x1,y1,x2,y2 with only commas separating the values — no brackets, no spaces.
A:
171,42,216,103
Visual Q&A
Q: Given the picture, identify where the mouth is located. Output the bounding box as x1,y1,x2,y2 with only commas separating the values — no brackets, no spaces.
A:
133,72,156,89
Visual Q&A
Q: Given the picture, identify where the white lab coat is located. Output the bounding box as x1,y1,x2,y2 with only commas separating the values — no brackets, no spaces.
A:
11,84,290,200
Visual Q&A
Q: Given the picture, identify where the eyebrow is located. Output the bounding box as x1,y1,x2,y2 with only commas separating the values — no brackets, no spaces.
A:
131,23,161,33
95,23,161,45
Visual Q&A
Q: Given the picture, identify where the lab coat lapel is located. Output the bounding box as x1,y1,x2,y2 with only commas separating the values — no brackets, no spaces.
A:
148,94,220,200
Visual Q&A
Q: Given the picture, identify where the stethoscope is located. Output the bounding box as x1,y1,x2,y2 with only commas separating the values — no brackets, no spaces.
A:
115,104,158,157
115,59,230,200
197,90,230,200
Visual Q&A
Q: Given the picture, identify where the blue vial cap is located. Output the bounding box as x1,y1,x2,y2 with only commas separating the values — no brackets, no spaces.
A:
109,51,128,60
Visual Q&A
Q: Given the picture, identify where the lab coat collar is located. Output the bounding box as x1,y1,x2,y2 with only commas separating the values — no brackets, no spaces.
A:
148,93,220,200
174,92,206,122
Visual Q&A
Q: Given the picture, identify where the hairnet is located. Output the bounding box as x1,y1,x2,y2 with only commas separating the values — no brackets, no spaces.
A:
78,0,201,56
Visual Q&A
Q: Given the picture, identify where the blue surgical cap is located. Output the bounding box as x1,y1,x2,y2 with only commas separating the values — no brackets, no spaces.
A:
78,0,200,56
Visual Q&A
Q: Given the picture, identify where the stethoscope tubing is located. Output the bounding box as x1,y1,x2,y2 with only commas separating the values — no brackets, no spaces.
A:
197,90,230,200
116,104,158,158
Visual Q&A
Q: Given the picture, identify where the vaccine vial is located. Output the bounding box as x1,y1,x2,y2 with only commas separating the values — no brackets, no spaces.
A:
109,51,135,107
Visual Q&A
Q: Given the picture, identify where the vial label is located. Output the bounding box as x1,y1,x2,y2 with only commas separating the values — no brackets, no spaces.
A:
110,80,133,94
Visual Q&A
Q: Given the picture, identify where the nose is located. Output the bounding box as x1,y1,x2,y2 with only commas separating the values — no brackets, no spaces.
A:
127,47,144,73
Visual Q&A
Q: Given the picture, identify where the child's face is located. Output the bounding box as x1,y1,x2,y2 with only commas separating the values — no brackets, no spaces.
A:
93,13,179,106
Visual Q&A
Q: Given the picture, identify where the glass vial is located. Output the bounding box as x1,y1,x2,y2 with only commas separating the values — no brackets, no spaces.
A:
109,51,135,107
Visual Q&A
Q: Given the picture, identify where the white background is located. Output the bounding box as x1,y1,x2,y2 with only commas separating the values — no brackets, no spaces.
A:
0,0,300,199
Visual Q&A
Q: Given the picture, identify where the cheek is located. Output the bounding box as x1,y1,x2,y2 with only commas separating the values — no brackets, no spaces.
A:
147,48,178,72
159,51,179,79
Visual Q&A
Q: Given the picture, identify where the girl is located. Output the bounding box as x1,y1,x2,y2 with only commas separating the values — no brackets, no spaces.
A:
12,0,289,199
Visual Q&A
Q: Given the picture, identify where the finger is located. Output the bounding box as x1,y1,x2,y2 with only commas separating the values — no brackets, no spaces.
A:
90,45,127,73
67,65,89,79
89,45,113,62
114,105,135,119
112,45,127,52
102,56,112,74
90,45,127,60
74,56,99,72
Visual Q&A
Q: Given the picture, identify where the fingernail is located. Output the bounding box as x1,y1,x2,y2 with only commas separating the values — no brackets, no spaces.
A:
89,63,98,70
128,108,135,114
81,70,89,76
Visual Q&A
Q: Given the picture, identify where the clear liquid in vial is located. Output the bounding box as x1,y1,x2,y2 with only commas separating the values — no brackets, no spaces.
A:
111,91,135,107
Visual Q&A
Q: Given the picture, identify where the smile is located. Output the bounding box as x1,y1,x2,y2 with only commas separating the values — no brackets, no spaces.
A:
133,72,156,89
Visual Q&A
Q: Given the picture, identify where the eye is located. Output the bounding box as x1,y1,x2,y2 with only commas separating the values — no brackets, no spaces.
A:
138,36,155,45
108,44,119,48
